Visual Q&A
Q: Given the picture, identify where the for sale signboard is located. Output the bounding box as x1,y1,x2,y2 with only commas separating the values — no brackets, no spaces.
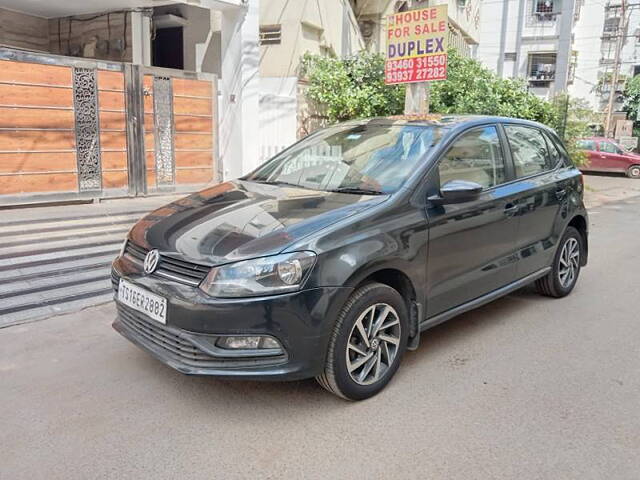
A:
384,5,449,85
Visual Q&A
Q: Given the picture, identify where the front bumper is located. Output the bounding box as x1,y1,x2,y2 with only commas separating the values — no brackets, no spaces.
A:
111,257,352,381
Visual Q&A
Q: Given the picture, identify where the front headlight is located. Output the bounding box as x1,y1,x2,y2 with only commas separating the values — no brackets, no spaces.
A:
199,251,317,298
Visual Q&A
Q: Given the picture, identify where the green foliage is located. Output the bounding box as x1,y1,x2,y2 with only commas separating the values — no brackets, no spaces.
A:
548,94,596,166
300,49,597,165
623,75,640,127
429,50,557,125
300,52,404,122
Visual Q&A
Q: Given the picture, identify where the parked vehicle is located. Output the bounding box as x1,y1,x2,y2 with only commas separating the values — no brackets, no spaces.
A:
112,116,588,400
576,137,640,178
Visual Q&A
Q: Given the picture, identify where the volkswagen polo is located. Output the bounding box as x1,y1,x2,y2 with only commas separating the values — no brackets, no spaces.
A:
112,116,588,400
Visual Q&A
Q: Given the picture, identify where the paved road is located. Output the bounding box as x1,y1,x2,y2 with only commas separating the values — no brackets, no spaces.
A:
1,181,640,480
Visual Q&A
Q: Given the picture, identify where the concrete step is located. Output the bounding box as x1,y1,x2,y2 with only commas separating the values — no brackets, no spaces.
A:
0,252,117,285
0,278,112,311
0,289,114,328
0,232,125,260
0,211,144,235
0,268,112,298
0,194,181,328
0,224,131,248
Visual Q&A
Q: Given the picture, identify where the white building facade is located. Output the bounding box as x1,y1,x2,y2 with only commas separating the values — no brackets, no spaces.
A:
476,0,640,118
476,0,577,99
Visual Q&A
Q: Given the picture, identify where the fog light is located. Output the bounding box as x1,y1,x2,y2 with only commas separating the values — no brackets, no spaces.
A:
217,336,281,350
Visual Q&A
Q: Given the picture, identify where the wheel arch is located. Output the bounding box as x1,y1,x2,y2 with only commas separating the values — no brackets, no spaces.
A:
568,214,588,266
345,263,423,348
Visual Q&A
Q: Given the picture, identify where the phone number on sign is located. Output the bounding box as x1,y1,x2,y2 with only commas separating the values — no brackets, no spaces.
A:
385,55,447,84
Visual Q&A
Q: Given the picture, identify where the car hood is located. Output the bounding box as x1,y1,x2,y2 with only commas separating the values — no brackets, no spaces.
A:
128,180,387,265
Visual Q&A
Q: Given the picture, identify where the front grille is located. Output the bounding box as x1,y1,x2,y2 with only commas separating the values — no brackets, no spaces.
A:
111,268,120,290
124,241,210,286
116,304,287,368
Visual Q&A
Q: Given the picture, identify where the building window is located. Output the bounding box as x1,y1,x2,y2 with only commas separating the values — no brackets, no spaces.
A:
528,53,556,83
603,16,620,36
531,0,560,21
504,52,517,61
535,0,555,14
259,25,281,45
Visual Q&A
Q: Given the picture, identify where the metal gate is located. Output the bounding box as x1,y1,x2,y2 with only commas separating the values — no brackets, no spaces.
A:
0,47,218,205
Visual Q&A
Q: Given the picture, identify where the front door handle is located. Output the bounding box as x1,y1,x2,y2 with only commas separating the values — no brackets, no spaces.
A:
504,203,519,217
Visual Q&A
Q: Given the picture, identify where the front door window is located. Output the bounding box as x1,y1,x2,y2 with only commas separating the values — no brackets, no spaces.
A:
438,126,506,189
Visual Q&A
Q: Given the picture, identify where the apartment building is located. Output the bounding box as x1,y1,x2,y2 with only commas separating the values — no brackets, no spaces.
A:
476,0,577,99
476,0,639,122
571,0,640,114
352,0,481,58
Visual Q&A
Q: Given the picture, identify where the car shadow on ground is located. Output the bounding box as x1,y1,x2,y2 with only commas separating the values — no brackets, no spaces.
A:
582,171,627,179
122,285,549,410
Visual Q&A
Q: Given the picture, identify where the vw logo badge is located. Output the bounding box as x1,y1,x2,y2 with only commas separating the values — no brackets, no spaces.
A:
143,249,160,274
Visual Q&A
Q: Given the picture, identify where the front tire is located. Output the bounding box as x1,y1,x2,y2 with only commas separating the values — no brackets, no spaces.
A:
627,165,640,179
535,226,583,298
316,282,409,400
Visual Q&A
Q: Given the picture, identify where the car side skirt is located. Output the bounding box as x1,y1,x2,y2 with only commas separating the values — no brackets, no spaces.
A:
419,267,552,332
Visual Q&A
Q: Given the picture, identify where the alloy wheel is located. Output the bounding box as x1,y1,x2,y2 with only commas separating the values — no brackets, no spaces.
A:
345,303,401,386
558,237,580,288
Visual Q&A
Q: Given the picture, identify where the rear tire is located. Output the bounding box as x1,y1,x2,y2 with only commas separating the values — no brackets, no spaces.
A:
535,226,583,298
316,282,409,401
627,165,640,179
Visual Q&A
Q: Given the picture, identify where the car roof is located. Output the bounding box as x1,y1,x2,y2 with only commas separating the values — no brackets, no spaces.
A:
340,115,555,135
579,137,616,142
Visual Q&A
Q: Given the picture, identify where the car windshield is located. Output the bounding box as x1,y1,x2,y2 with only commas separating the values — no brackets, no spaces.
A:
244,124,444,194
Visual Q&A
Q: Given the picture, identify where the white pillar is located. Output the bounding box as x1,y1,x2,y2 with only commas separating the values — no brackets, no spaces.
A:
218,0,260,181
131,11,152,66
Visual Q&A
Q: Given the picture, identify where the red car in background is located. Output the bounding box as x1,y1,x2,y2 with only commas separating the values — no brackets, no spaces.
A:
576,137,640,179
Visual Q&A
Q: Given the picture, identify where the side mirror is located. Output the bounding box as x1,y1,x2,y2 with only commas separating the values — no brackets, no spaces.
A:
429,180,483,205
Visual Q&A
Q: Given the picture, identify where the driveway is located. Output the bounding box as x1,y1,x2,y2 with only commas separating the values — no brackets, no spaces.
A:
1,185,639,479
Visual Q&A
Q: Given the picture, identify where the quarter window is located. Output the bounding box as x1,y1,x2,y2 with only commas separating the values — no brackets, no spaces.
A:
438,126,506,189
543,132,563,166
504,125,552,177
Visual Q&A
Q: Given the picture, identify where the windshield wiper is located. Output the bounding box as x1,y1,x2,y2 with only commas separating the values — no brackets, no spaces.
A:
251,180,307,188
329,187,385,195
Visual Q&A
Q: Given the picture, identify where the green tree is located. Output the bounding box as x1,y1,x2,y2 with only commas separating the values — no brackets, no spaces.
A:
549,94,595,166
429,50,557,125
623,75,640,137
300,49,594,164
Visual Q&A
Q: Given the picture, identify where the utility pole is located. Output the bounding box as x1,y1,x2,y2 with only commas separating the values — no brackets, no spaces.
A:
604,0,628,138
404,0,430,115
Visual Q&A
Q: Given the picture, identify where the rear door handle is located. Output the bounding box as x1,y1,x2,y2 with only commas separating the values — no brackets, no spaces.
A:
504,203,519,216
555,188,567,200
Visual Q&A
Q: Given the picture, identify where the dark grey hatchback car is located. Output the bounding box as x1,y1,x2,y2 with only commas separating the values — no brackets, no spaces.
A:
112,115,588,400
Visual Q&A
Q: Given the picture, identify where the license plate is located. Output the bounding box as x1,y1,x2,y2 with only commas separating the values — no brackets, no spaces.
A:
118,279,167,324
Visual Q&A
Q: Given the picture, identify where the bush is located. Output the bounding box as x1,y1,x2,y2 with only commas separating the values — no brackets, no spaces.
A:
300,49,595,165
429,50,557,125
300,52,404,123
623,75,640,132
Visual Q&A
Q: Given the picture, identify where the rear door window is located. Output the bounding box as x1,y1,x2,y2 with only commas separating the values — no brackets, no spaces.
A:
576,139,597,151
599,141,622,154
504,125,553,178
